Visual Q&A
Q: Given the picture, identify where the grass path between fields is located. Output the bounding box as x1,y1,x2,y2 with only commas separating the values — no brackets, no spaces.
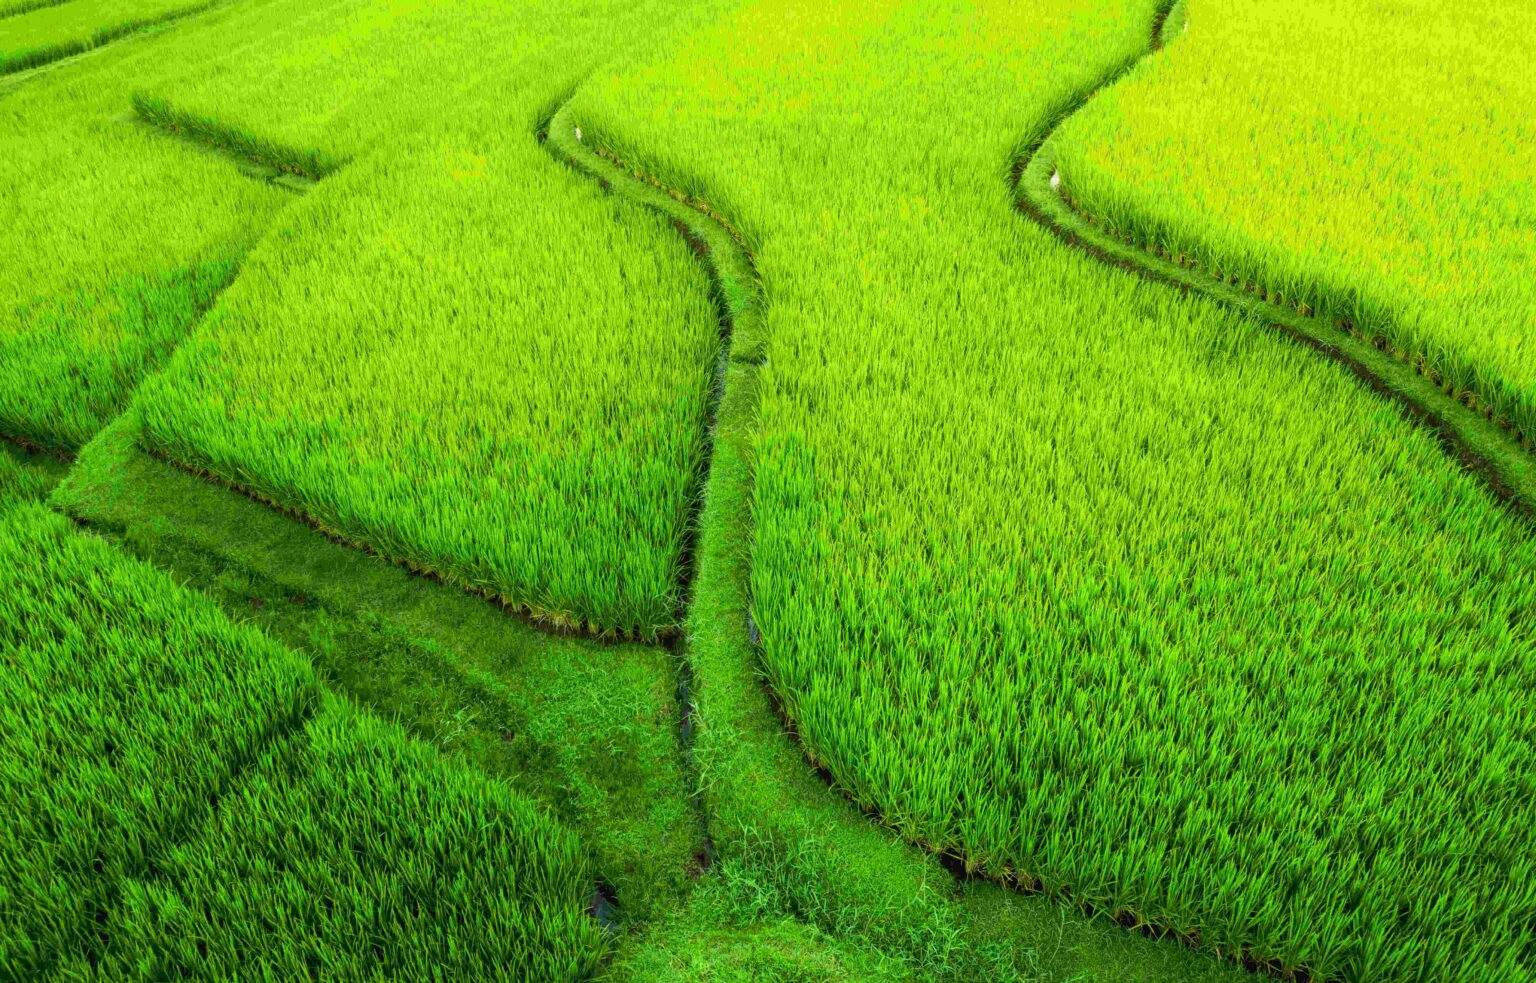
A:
1014,0,1536,516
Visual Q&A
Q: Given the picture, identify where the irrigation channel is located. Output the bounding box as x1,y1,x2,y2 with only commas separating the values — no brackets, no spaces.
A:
540,95,768,928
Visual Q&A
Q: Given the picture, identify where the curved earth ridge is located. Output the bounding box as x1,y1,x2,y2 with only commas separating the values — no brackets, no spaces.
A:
1016,0,1536,515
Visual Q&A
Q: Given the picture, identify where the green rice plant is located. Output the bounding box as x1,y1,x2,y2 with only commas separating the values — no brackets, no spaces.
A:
0,503,319,977
76,699,607,981
2,0,723,632
0,28,291,453
0,0,69,20
126,0,724,635
569,0,1536,978
1051,0,1536,450
0,0,217,75
135,139,720,636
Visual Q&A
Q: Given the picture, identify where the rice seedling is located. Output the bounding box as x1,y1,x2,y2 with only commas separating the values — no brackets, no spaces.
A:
0,0,217,75
81,699,607,981
1051,0,1536,451
0,503,319,978
568,0,1536,978
125,0,724,635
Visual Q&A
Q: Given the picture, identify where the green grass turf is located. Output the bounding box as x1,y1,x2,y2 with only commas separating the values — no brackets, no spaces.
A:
0,0,217,75
569,0,1536,978
54,413,705,922
605,892,906,982
1053,0,1536,452
0,13,292,453
0,503,319,978
55,699,606,982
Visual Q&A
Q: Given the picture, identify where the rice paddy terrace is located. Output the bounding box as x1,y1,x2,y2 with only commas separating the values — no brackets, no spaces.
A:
2,0,1532,980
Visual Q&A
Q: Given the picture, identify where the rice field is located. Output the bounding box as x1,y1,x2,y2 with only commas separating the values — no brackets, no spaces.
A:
2,0,1533,979
1051,0,1536,448
571,0,1536,977
0,39,290,453
121,0,724,635
0,0,214,75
